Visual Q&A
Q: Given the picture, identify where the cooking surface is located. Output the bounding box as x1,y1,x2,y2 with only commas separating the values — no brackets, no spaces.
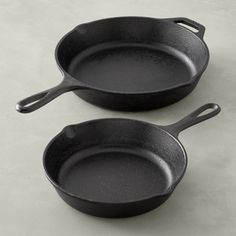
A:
1,0,236,236
68,42,194,92
58,147,171,202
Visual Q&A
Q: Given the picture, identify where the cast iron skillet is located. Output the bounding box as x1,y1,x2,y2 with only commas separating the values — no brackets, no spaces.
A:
44,103,220,218
16,16,209,113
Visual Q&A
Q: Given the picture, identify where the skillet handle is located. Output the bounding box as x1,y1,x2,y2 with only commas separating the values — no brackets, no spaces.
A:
166,17,205,39
163,103,221,137
16,79,85,113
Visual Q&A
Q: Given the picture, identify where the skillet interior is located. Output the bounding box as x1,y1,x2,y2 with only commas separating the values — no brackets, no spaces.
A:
44,119,187,203
57,17,208,93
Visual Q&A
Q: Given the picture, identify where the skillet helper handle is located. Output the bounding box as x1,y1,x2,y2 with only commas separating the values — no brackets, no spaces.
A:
167,17,205,39
16,79,81,113
164,103,221,137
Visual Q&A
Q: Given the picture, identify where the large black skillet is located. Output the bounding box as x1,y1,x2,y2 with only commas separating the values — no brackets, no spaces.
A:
16,16,209,113
44,103,220,218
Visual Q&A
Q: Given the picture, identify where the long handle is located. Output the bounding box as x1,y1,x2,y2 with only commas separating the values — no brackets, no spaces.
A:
16,78,86,113
163,103,221,137
166,17,205,39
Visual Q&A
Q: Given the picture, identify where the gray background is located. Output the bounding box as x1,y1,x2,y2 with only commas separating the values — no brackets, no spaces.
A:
1,0,236,235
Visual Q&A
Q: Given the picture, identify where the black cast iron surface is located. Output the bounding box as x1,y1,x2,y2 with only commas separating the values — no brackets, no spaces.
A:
43,103,220,218
16,16,209,113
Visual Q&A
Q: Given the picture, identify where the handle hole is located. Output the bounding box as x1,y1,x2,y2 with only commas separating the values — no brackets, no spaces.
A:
23,99,42,108
19,91,49,108
196,108,214,117
176,22,199,33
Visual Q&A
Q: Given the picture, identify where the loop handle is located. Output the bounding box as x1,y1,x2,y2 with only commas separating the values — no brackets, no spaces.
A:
163,103,221,137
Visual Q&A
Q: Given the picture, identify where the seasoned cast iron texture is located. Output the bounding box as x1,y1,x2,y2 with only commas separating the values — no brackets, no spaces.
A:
43,103,220,217
16,17,209,113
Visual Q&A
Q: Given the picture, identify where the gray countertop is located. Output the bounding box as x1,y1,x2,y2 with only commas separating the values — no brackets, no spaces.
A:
1,0,236,235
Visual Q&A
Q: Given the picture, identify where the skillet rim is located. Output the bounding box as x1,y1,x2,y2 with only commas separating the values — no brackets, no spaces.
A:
54,16,209,95
43,118,188,205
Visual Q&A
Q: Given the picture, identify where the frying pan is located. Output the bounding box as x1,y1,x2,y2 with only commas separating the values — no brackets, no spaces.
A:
16,17,209,113
44,103,220,218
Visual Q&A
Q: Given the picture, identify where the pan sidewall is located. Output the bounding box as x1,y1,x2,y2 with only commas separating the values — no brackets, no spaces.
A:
73,81,198,111
55,187,171,218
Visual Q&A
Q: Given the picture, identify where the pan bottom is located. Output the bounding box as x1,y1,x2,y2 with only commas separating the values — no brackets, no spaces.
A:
68,42,196,92
57,146,173,203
